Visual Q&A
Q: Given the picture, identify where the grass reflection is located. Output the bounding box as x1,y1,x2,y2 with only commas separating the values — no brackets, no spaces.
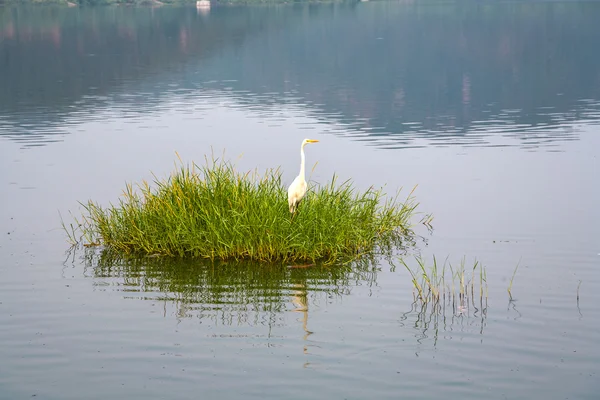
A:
400,299,488,349
81,248,379,325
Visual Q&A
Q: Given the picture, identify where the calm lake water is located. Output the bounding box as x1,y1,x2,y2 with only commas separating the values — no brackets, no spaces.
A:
1,1,599,399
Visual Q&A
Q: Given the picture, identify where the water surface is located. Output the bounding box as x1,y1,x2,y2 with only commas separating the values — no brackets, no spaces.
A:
1,2,599,399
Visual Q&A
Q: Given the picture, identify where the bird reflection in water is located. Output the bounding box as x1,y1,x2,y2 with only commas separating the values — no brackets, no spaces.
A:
288,263,315,358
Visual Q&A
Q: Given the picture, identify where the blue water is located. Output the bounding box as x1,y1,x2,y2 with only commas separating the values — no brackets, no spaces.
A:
1,2,599,399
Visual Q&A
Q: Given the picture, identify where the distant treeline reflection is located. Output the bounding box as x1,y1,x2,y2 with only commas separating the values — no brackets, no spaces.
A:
2,3,600,148
0,0,302,5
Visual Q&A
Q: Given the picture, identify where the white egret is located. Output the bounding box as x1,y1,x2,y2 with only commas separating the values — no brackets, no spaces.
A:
287,138,319,213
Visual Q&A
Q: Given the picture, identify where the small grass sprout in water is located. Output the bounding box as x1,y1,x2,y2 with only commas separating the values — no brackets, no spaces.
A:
400,256,488,317
508,260,520,301
67,155,421,264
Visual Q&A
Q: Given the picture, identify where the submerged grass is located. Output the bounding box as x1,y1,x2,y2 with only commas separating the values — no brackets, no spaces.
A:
68,156,420,264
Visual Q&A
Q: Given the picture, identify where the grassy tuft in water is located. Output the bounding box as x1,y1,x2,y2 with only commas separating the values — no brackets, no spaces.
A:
399,256,488,317
68,156,420,264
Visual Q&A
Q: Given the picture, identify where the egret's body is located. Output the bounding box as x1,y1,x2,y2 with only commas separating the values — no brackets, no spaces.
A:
287,139,319,213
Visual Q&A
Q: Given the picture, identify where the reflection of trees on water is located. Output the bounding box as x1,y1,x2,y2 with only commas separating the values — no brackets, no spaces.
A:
83,249,378,331
0,5,290,143
3,2,600,148
242,2,600,148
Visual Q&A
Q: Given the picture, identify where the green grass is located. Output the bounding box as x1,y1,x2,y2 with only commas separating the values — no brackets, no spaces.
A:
66,155,420,264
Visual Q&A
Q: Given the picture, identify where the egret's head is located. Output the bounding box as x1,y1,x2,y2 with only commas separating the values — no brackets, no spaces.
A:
302,138,320,146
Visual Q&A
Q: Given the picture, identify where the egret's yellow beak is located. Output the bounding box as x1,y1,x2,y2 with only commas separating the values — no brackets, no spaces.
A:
307,139,319,143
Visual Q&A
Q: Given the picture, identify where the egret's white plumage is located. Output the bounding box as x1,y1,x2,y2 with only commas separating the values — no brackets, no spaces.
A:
287,138,319,213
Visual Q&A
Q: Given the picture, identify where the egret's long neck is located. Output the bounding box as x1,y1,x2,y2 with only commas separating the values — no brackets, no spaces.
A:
299,144,306,179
